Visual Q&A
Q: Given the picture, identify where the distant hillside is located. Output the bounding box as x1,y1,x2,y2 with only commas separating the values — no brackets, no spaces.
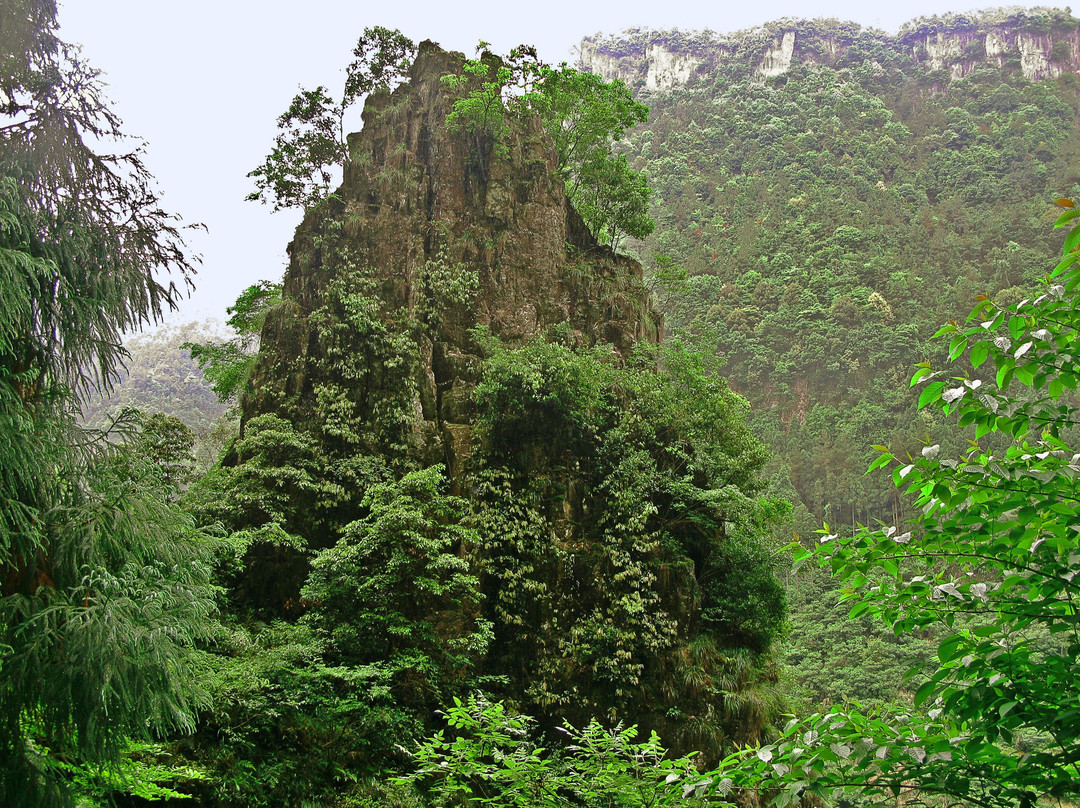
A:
581,7,1080,91
579,7,1080,708
81,324,231,466
582,7,1080,536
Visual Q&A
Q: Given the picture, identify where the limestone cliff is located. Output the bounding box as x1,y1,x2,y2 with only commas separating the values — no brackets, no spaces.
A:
231,41,781,757
580,8,1080,89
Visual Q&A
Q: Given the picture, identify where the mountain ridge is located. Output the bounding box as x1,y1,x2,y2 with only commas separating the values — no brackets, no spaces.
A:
581,8,1080,90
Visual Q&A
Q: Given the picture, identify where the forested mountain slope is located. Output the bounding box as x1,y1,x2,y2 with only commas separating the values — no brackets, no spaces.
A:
583,7,1080,537
577,8,1080,708
81,327,229,431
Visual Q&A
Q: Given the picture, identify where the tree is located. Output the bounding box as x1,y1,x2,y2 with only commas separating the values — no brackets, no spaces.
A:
302,466,491,714
1,4,215,804
467,335,785,752
251,34,653,245
527,63,654,248
247,27,416,211
1,1,198,396
184,279,283,405
443,46,654,247
686,201,1080,807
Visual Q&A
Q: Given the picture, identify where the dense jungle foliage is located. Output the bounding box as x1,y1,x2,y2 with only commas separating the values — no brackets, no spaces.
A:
595,9,1080,707
616,12,1080,534
5,5,1080,807
0,1,215,804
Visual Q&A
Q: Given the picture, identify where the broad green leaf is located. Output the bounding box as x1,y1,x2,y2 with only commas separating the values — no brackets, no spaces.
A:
1065,225,1080,256
913,679,938,708
918,381,945,410
937,634,965,663
969,340,990,369
948,335,968,361
1054,208,1080,227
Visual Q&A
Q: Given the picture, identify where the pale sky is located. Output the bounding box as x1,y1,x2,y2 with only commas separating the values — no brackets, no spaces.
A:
58,1,1059,329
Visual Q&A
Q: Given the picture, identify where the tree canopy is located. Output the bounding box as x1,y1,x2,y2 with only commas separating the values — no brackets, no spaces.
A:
669,201,1080,808
246,26,416,211
1,3,215,804
443,45,654,248
249,32,654,249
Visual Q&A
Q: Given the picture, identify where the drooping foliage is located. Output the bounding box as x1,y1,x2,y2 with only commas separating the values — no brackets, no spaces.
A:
0,3,216,805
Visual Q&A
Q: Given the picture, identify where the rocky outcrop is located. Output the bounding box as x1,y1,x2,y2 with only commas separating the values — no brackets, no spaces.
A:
909,26,1080,80
578,37,645,85
244,40,661,473
229,40,783,760
759,30,797,78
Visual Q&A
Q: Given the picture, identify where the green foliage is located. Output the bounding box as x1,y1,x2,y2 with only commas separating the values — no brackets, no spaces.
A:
531,65,653,249
782,565,936,707
0,414,219,807
442,46,653,247
417,244,480,326
681,206,1080,807
441,50,518,176
302,466,492,708
617,21,1080,707
184,280,282,406
571,153,654,252
469,334,785,750
632,24,1080,530
184,468,491,806
404,694,707,807
1,4,215,805
57,740,205,807
184,619,422,807
247,27,416,210
134,410,199,494
181,275,787,796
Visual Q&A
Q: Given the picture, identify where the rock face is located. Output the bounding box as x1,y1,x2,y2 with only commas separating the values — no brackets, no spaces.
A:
580,10,1080,90
645,42,704,91
244,41,661,473
229,40,783,760
759,30,797,78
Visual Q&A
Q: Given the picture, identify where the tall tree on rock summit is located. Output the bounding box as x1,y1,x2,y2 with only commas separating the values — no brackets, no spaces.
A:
249,32,653,248
246,26,417,211
1,2,216,805
442,44,654,249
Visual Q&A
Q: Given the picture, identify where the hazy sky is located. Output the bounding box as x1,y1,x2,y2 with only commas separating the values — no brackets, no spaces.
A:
57,0,1056,328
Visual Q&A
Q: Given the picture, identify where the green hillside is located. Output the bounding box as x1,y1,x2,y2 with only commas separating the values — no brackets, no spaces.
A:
587,9,1080,536
9,6,1080,806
